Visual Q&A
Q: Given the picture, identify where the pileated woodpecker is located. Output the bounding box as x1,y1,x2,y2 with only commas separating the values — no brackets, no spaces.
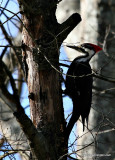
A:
65,43,102,139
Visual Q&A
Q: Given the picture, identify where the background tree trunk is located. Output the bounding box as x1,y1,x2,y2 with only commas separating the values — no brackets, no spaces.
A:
77,1,115,159
57,0,115,159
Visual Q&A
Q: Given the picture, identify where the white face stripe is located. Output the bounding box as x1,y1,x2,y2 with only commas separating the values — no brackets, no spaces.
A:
77,49,95,62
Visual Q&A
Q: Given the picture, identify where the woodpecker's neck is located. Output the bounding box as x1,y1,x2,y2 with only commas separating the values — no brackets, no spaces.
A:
77,49,95,62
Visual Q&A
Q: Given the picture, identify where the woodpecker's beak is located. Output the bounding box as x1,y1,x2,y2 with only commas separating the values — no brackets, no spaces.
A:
67,45,84,53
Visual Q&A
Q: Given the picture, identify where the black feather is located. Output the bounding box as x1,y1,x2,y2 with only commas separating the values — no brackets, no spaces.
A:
65,58,92,139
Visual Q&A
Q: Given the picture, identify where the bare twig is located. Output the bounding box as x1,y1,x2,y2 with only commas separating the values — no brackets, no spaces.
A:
102,25,111,56
0,46,8,59
59,142,94,160
93,73,115,84
0,149,30,152
0,45,22,48
94,128,115,134
0,59,18,97
0,11,20,26
0,151,17,160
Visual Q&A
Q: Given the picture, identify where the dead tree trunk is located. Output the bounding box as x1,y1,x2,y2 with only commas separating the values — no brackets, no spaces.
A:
14,0,81,159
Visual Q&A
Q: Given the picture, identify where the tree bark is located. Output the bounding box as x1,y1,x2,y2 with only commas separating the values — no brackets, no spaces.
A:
20,5,66,159
15,0,81,159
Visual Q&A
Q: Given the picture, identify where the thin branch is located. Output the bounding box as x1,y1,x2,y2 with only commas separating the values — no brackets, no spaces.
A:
50,59,115,83
0,149,30,152
60,60,115,83
0,60,22,112
60,61,115,83
67,155,78,160
2,11,21,30
59,62,69,68
0,60,18,97
0,0,9,17
93,73,115,84
0,46,8,59
59,142,94,160
0,11,20,26
13,111,55,159
0,88,17,112
94,128,115,134
0,6,22,16
0,45,22,48
0,151,17,160
76,142,94,153
102,25,111,56
0,12,23,71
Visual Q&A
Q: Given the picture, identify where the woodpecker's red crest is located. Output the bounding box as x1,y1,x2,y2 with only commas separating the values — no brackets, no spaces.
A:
81,43,102,53
67,43,102,54
67,43,102,62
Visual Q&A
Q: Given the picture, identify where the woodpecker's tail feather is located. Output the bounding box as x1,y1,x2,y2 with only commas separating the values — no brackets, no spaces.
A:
81,116,89,131
81,117,85,132
86,116,89,129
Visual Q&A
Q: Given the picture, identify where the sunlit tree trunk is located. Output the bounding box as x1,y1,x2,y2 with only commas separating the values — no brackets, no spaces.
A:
77,1,115,160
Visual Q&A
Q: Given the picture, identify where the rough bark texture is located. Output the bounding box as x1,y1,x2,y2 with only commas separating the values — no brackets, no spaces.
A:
21,5,66,159
16,0,81,159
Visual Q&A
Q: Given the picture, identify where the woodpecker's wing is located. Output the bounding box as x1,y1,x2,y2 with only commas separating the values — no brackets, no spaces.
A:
65,60,93,130
65,60,92,96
